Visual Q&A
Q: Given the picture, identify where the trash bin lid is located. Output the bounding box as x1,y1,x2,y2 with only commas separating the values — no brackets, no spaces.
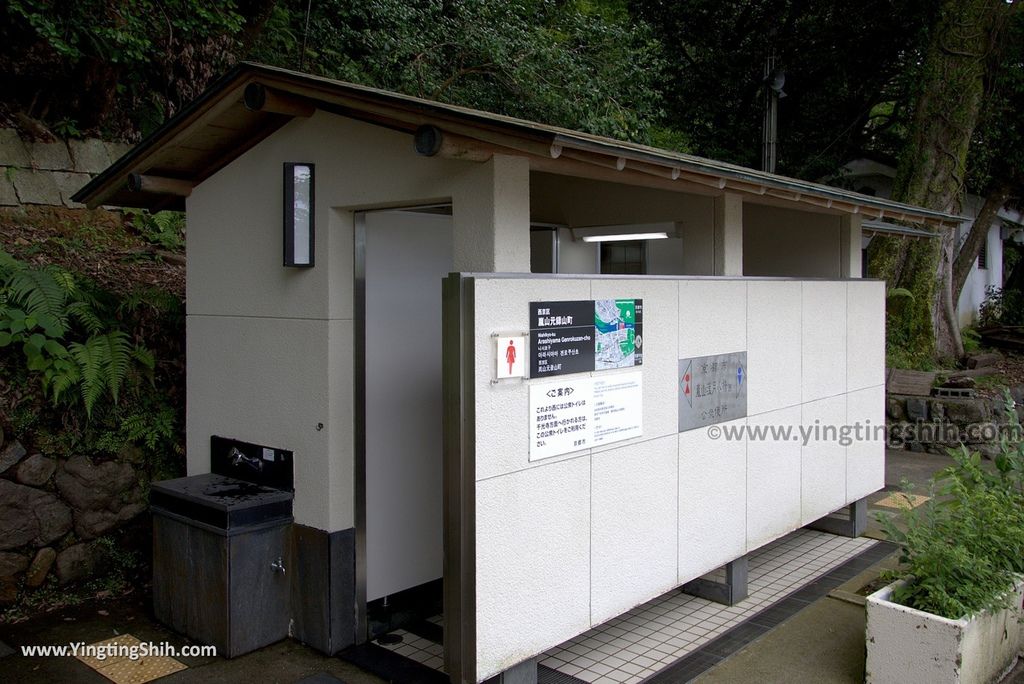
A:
151,473,293,531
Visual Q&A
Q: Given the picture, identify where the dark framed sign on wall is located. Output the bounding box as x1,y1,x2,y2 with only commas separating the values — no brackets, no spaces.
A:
284,162,315,267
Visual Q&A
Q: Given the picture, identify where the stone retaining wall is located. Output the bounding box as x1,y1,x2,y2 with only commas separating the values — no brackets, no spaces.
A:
0,129,130,208
887,385,1024,458
0,428,146,604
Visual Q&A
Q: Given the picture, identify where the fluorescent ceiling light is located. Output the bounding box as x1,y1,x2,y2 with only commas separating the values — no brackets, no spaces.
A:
572,222,679,242
581,232,669,243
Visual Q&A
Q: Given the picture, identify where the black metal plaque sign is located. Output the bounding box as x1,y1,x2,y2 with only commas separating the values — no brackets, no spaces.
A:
529,300,595,377
529,299,644,378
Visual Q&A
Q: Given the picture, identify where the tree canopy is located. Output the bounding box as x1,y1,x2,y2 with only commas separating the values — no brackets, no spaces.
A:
2,0,1022,364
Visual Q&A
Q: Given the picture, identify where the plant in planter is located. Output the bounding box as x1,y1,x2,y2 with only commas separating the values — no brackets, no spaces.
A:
867,392,1024,684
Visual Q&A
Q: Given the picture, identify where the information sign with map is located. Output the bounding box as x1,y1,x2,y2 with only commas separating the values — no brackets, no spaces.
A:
529,299,643,378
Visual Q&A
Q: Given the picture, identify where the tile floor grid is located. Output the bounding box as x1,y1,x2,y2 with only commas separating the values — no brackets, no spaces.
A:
375,629,445,672
540,529,877,684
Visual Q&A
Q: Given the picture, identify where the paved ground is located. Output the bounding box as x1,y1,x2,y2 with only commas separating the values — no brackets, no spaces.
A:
3,447,1017,684
692,447,1024,684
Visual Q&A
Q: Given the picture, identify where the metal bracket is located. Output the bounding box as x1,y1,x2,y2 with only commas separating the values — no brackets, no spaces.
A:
681,556,748,606
807,498,867,538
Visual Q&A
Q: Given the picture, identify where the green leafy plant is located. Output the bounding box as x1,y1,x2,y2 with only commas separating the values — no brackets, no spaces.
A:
52,117,81,138
960,326,982,354
877,391,1024,618
979,285,1024,327
124,210,185,252
0,251,154,415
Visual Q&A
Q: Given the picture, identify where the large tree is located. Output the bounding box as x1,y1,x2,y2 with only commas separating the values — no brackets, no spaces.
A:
952,16,1024,303
867,0,1022,363
630,0,938,177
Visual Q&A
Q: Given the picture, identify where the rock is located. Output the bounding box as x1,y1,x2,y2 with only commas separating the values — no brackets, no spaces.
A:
906,397,929,422
12,169,61,205
55,543,101,585
15,454,56,487
117,444,144,465
29,141,71,170
975,443,1002,460
967,352,1002,369
0,480,72,550
1011,385,1024,406
0,440,26,474
104,141,133,162
0,129,31,167
886,397,907,421
55,456,141,540
68,139,111,174
0,551,29,578
942,398,990,424
73,502,145,540
25,547,56,588
52,171,90,208
941,376,976,389
55,455,136,511
0,579,17,605
0,172,17,207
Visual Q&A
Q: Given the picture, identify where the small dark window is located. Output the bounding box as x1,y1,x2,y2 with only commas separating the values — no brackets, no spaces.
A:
600,240,645,274
978,240,988,270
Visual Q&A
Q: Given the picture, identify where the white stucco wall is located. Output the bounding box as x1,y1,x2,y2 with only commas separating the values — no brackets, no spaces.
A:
467,275,885,681
185,111,529,532
956,222,1004,327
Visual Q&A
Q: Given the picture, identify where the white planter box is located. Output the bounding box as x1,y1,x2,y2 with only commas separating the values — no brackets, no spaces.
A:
866,578,1024,684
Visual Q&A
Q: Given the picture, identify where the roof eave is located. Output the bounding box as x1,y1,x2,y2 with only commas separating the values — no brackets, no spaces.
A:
73,62,967,228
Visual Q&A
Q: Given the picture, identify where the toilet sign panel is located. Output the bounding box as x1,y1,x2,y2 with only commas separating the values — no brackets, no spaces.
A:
530,378,594,460
678,352,747,432
495,335,526,379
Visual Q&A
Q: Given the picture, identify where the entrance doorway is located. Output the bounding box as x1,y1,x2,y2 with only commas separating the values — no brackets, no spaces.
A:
356,207,453,637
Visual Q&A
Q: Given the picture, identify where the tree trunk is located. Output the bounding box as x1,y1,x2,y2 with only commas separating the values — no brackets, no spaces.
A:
953,180,1012,300
867,0,1004,363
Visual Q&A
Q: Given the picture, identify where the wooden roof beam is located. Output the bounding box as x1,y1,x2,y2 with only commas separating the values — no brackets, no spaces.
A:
243,83,316,117
127,173,193,197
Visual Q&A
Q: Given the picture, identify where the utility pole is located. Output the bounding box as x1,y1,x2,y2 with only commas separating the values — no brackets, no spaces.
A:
761,47,785,173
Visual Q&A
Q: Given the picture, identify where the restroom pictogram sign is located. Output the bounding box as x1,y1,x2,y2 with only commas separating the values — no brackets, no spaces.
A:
495,335,526,380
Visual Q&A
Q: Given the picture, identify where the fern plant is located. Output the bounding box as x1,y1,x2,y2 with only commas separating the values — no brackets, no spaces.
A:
0,251,155,416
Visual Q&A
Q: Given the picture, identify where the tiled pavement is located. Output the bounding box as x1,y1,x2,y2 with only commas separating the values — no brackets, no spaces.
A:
374,528,887,684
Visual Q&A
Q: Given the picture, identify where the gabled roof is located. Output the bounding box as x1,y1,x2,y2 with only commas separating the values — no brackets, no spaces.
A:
74,62,964,228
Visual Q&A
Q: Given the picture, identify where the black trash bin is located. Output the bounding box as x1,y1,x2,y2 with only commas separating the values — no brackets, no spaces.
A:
150,471,293,658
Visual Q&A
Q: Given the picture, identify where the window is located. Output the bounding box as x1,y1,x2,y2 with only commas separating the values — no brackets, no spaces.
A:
600,240,645,274
978,240,988,270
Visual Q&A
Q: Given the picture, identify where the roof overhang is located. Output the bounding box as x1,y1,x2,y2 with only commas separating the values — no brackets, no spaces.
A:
73,62,966,228
862,219,941,239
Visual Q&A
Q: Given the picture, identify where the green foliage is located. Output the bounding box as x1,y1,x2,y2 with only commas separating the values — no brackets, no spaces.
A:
250,0,666,143
125,210,186,252
878,392,1024,618
631,0,939,175
0,251,153,415
1,0,248,134
979,285,1024,327
961,325,981,353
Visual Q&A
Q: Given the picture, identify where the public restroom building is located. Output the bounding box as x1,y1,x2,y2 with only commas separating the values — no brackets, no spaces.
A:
74,63,960,683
